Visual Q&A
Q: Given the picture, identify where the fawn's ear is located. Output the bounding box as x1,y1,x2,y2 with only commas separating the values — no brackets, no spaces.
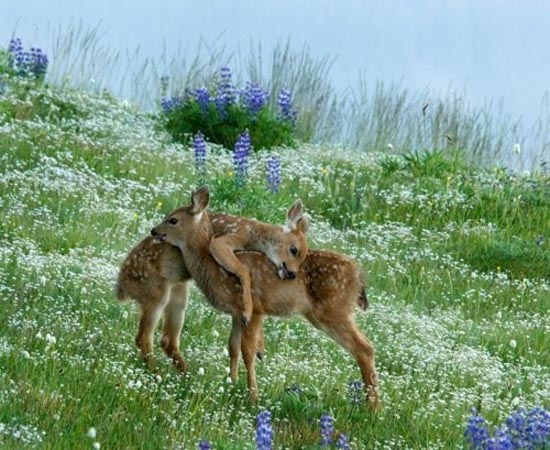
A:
296,213,310,235
191,185,210,214
286,198,304,230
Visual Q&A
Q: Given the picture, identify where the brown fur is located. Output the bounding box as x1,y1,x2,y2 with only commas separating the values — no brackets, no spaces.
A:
207,199,308,326
148,186,380,408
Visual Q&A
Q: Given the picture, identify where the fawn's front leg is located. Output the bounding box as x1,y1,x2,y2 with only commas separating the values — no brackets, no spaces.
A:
228,315,243,383
209,235,253,326
241,313,264,403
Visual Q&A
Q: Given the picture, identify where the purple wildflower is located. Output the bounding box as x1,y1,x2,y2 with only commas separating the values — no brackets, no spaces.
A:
8,37,48,79
505,407,550,449
336,433,350,450
277,88,297,125
233,130,251,185
241,81,269,117
256,410,273,450
319,413,334,446
193,132,207,174
197,440,212,450
215,66,235,115
8,37,23,55
465,409,491,449
266,155,281,193
160,96,183,114
194,87,210,113
465,407,550,449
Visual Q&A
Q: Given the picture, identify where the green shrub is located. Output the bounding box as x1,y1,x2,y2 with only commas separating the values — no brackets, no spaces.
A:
160,67,297,151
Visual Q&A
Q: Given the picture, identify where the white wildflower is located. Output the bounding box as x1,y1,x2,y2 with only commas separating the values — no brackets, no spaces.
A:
45,333,56,346
87,427,97,439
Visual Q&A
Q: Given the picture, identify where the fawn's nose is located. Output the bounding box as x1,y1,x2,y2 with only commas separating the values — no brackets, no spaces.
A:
287,271,296,279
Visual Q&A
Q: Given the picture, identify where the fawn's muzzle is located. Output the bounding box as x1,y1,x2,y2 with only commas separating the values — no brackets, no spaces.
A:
278,262,296,280
150,228,166,242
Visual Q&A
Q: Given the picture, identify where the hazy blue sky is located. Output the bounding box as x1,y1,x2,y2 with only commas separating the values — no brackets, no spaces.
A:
3,0,550,127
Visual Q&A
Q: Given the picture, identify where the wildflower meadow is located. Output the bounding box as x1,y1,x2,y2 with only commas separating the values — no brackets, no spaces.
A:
0,36,549,449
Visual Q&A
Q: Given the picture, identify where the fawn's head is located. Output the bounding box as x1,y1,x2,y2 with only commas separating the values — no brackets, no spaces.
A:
150,186,211,248
268,198,309,280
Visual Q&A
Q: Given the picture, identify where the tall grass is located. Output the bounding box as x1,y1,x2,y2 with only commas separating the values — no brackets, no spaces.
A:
19,22,550,168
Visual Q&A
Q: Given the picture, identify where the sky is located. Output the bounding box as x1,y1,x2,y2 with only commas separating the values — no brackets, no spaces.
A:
2,0,550,129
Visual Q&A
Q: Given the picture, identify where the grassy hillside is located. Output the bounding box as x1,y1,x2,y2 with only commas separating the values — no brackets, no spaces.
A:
0,76,549,449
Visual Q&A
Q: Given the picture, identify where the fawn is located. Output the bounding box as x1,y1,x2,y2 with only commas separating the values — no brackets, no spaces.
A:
208,198,308,326
116,199,308,372
150,186,380,408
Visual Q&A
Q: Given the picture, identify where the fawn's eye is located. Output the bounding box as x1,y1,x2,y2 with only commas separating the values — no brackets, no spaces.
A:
290,245,298,257
168,217,178,225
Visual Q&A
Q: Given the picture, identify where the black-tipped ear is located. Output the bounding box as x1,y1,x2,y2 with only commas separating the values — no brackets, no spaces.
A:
191,185,210,214
286,199,304,230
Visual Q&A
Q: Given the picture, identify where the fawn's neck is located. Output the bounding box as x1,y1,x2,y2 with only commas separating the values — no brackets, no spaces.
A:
178,214,227,298
241,220,277,253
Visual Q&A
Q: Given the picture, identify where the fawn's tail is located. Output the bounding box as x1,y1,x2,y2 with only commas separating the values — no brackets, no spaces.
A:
115,279,131,303
358,286,369,311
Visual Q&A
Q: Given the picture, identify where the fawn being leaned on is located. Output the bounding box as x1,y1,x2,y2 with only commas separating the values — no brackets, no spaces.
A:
115,198,308,373
150,186,380,408
208,198,308,326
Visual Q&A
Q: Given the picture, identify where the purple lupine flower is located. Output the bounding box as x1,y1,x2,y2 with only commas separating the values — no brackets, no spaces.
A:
194,87,210,114
255,410,273,450
319,413,334,446
241,81,269,117
8,37,23,55
8,37,48,78
233,130,251,185
348,380,364,405
465,407,550,449
465,409,490,449
29,47,48,77
160,96,183,114
277,88,297,125
336,433,350,450
484,428,513,450
266,155,281,193
215,66,235,115
505,407,550,449
197,440,212,450
193,132,207,174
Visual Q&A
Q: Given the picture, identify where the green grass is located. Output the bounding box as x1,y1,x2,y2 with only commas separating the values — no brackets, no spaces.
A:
0,74,549,449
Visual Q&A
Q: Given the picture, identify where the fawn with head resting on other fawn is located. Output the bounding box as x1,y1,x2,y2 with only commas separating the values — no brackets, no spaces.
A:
149,186,380,409
116,199,308,372
208,198,308,326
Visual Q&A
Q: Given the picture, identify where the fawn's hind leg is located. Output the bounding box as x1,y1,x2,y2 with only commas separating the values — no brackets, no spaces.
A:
135,285,170,371
209,235,253,327
160,282,188,373
308,313,380,410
